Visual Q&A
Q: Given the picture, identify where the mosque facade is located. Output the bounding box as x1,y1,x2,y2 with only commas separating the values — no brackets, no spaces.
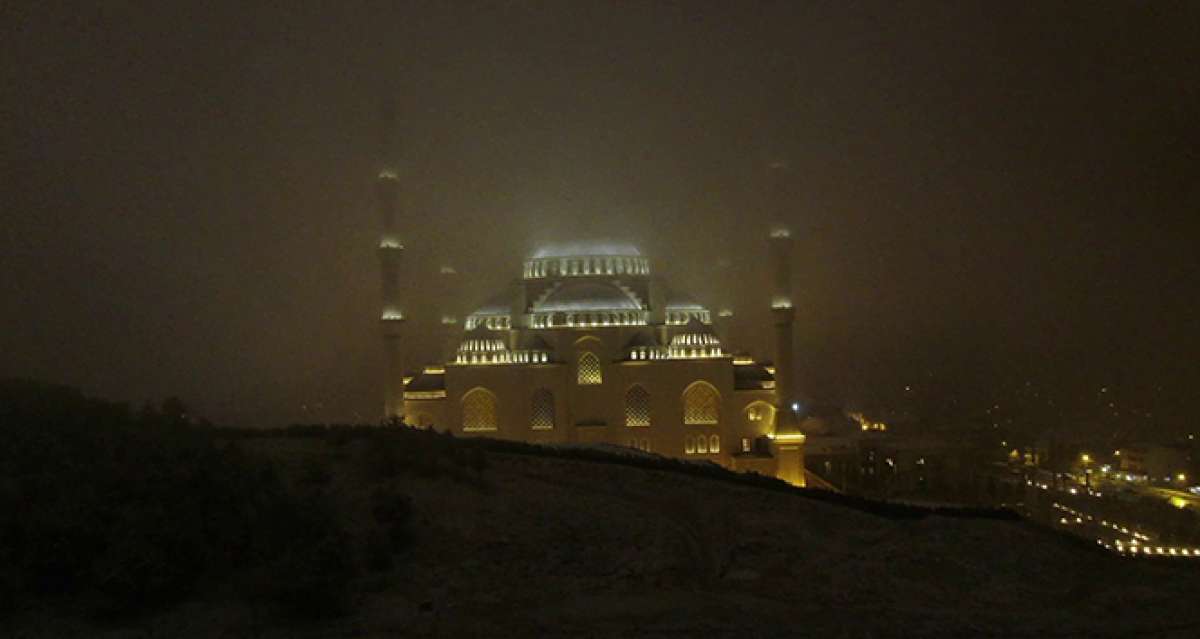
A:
374,113,808,486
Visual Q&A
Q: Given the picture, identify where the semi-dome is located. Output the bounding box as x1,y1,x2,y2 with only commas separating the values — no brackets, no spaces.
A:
534,281,643,312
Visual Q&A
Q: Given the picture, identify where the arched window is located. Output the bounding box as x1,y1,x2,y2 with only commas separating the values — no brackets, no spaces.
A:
577,351,602,385
625,385,650,427
530,388,555,430
462,388,497,431
683,381,720,425
684,435,696,454
744,401,775,426
696,436,708,453
709,435,720,453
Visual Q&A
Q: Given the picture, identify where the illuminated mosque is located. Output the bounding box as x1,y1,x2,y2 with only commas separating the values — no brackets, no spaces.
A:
374,110,810,486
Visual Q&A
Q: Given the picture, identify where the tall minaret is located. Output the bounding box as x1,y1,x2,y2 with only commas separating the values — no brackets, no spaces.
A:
770,226,797,414
439,264,460,361
767,160,805,486
714,257,735,345
377,101,406,419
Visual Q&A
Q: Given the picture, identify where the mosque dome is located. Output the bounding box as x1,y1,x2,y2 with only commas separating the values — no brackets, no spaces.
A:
534,281,643,312
531,241,641,259
525,242,650,279
463,240,714,332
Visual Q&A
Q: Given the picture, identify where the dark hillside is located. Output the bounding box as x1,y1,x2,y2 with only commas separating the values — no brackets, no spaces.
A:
5,384,1200,637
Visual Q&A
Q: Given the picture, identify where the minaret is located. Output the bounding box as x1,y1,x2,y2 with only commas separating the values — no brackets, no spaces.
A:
770,226,797,414
766,161,805,486
439,264,460,361
714,257,735,344
377,101,406,419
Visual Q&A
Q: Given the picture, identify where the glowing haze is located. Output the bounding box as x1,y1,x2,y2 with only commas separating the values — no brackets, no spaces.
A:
1,4,1196,429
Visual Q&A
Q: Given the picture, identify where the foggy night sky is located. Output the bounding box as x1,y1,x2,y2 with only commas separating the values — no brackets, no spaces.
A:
2,3,1197,429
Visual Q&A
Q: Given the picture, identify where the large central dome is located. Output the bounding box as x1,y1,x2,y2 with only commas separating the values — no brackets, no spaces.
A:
531,241,641,259
533,281,644,312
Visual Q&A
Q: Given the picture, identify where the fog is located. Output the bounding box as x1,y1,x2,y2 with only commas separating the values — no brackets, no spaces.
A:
2,3,1196,427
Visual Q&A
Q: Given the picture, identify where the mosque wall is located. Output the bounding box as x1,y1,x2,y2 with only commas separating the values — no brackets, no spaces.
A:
408,349,786,474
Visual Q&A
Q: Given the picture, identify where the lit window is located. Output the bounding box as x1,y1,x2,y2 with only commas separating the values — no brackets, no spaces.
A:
741,437,751,453
683,382,720,425
462,388,497,431
696,437,708,454
577,351,602,385
530,388,554,430
625,385,650,427
685,436,695,454
709,435,720,453
744,402,773,427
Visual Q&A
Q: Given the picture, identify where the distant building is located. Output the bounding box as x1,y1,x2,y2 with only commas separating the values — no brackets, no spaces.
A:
1119,443,1191,482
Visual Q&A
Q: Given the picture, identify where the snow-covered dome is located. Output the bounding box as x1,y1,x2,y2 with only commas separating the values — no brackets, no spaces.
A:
525,241,650,279
531,241,641,259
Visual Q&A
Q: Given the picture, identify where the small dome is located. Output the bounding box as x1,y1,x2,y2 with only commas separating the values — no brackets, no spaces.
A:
534,281,642,312
457,324,507,354
670,317,721,347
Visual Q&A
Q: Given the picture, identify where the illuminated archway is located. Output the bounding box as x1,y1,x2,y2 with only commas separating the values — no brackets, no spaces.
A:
462,387,498,431
530,388,555,430
682,381,720,425
577,351,603,385
625,384,650,427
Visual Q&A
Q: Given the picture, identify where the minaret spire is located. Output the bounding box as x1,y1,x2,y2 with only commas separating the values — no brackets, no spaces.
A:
766,159,806,486
714,257,735,344
439,264,460,361
378,99,406,419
